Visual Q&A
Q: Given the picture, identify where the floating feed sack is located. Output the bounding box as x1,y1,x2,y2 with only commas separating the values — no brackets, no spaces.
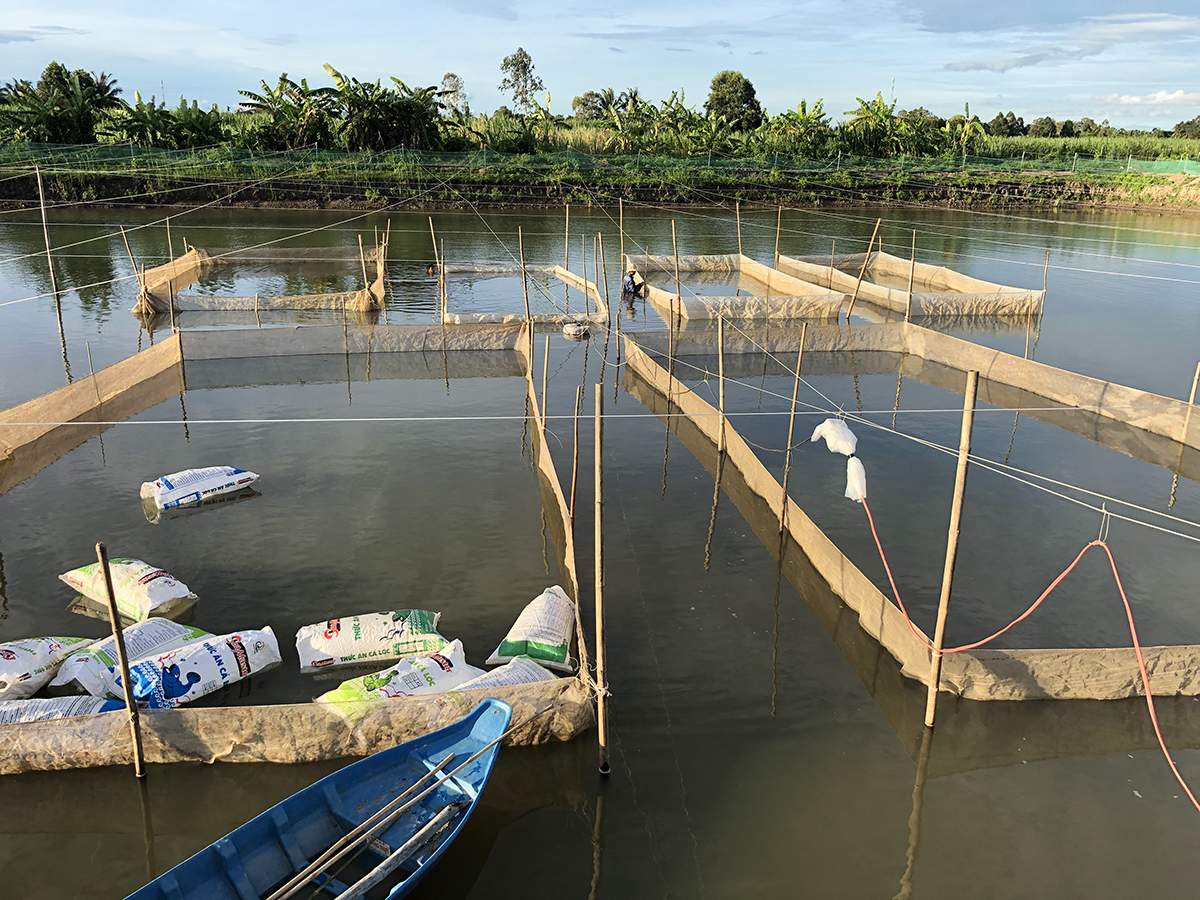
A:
49,619,211,699
140,466,260,511
295,610,447,673
0,696,124,724
0,636,94,700
59,558,198,622
487,585,576,674
128,626,281,709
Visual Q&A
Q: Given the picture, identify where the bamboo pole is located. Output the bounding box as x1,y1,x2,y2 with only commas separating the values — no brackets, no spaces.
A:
582,234,590,315
846,217,881,321
358,234,370,303
35,167,60,300
618,199,624,271
120,226,142,293
923,369,978,728
519,226,531,324
166,216,173,261
828,239,835,289
594,383,610,775
570,385,582,525
599,232,610,319
774,205,782,267
593,234,601,319
905,229,917,322
542,334,550,420
1181,361,1200,444
736,201,742,257
717,316,726,452
780,323,807,535
671,220,681,330
96,542,146,778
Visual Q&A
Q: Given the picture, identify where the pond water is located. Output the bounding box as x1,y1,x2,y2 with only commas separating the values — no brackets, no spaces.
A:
1,205,1199,899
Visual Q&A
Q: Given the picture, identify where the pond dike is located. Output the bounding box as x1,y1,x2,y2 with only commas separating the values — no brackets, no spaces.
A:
0,321,595,774
621,327,1200,702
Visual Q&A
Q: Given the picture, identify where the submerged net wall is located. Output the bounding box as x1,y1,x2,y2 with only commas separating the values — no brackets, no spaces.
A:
626,253,844,322
621,332,1200,701
778,251,1044,317
439,264,609,326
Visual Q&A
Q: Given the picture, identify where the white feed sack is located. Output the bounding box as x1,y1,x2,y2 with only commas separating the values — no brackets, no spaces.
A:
317,639,484,723
457,657,558,692
130,627,281,709
140,466,260,510
59,558,198,622
0,636,93,701
487,586,576,674
295,610,446,673
50,619,211,699
0,696,123,724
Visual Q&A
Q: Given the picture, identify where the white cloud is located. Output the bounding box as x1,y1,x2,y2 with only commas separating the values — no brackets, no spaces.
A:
1092,89,1200,106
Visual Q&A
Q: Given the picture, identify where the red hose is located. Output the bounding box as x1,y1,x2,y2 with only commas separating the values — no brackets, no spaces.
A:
860,498,1200,813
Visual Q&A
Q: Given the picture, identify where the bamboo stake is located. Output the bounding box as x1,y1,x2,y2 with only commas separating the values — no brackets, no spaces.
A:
542,334,550,420
570,384,582,527
736,201,742,257
774,205,782,267
564,203,570,271
440,238,446,322
828,239,835,289
780,323,807,535
594,383,610,775
618,199,624,271
168,280,176,334
924,370,978,728
519,227,531,324
254,292,260,328
717,316,726,452
582,234,590,316
599,232,610,320
165,216,173,262
1181,361,1200,444
671,220,681,330
120,226,142,293
96,542,145,778
593,234,601,319
906,229,917,322
35,167,61,300
846,217,881,321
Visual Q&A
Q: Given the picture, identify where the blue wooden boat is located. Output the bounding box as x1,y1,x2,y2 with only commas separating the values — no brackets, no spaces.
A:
126,699,513,900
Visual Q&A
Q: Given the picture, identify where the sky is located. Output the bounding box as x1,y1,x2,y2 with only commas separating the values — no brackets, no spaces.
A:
1,0,1198,129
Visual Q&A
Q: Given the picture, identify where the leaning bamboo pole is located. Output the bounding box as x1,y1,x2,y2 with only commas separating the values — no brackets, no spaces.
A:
924,370,979,728
846,218,881,321
905,229,917,323
96,542,146,778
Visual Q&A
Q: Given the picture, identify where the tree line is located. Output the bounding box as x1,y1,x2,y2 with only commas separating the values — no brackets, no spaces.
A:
2,56,1198,160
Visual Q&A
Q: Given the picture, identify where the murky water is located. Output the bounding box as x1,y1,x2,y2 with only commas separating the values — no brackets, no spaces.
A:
1,205,1199,899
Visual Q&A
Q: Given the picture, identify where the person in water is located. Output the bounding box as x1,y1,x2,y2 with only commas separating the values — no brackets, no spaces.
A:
621,266,645,298
427,263,436,276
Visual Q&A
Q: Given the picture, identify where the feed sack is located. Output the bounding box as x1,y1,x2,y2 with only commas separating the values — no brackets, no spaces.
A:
0,696,123,724
59,559,198,622
487,586,576,673
295,610,446,673
130,627,281,709
50,619,211,698
0,636,93,700
140,466,260,510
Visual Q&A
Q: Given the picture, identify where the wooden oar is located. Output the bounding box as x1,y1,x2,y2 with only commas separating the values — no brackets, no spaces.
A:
265,753,456,900
333,802,467,900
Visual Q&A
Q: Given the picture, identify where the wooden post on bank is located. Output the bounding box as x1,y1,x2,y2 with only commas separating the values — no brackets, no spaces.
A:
780,323,807,535
96,542,146,778
923,369,978,728
736,201,743,257
774,205,782,267
847,217,881,321
905,229,917,323
594,383,610,775
717,316,726,452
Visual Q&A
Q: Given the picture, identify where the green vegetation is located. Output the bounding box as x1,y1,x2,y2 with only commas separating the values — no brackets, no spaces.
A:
1,59,1198,210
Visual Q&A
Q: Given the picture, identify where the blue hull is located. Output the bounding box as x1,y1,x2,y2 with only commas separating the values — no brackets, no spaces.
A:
126,699,513,900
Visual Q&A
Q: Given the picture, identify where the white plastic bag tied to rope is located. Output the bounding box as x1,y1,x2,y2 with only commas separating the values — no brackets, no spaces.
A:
811,418,858,456
845,457,867,503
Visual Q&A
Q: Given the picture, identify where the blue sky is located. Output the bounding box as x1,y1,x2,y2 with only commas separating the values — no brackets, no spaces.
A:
1,0,1198,128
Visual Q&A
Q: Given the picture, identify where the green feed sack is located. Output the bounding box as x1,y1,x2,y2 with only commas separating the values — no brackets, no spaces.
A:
486,586,576,674
316,639,484,724
295,609,446,672
58,559,197,622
